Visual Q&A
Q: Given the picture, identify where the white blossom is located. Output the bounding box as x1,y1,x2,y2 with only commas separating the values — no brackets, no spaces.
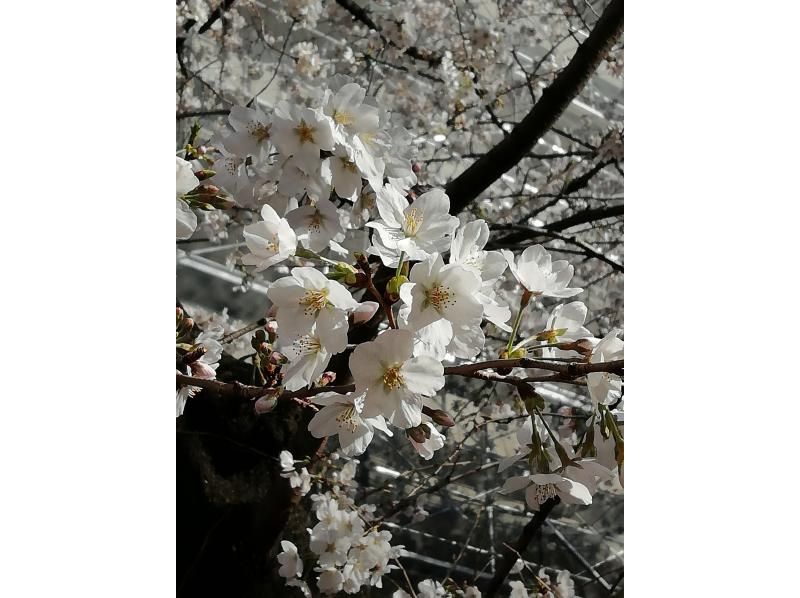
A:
501,472,593,510
587,329,624,406
350,329,444,428
280,322,347,391
266,266,358,342
367,186,459,266
277,540,303,579
272,103,335,173
241,204,297,271
222,105,273,160
308,390,393,456
176,156,199,240
503,245,583,298
286,197,344,253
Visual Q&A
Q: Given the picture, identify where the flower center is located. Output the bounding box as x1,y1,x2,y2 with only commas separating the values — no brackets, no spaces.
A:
295,119,316,144
382,365,405,390
533,483,557,504
292,335,321,356
249,122,271,143
404,208,423,236
309,209,323,233
299,289,329,315
336,405,359,433
264,234,279,253
340,157,358,173
425,284,455,311
331,109,354,126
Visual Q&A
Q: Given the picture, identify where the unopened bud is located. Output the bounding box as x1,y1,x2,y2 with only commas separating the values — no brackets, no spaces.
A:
386,275,408,301
269,351,288,366
352,301,380,325
406,424,427,444
189,360,216,379
181,345,206,365
426,408,455,428
317,372,336,387
254,395,278,415
194,170,216,181
328,262,360,285
412,162,422,174
517,383,545,414
266,320,278,342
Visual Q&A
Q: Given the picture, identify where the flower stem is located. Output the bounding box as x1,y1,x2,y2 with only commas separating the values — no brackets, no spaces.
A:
395,252,405,279
505,290,534,353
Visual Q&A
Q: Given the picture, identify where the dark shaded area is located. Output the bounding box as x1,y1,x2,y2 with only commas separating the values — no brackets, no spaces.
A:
177,355,322,597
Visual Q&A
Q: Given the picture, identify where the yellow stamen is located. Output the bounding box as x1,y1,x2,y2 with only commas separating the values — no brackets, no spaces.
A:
336,405,358,433
249,122,271,143
299,289,329,315
331,109,354,126
404,208,423,236
295,119,316,144
426,284,455,311
382,365,405,390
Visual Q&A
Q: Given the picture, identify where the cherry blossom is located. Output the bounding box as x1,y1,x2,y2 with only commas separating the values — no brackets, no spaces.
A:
308,390,393,456
266,266,358,341
221,105,274,160
272,103,335,174
501,472,593,510
286,197,344,253
277,540,303,579
350,329,444,428
367,186,459,266
408,422,446,460
176,156,199,240
503,245,583,298
400,253,484,332
279,322,347,391
240,204,297,271
587,329,624,406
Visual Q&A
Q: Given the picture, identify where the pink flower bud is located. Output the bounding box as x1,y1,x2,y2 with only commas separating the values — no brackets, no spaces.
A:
254,395,278,414
189,361,216,379
318,372,336,386
352,301,379,325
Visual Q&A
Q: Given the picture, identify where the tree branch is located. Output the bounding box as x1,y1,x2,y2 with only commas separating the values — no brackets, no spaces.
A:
445,0,624,214
176,359,622,401
482,498,560,597
542,204,623,232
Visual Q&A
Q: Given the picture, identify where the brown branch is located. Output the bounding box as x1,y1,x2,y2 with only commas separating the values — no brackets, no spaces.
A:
176,359,622,402
444,358,623,377
543,204,623,232
482,498,560,597
445,0,624,214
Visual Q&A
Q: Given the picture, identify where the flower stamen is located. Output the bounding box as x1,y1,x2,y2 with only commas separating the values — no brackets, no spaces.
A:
299,289,329,315
403,208,424,236
295,119,316,144
382,365,405,390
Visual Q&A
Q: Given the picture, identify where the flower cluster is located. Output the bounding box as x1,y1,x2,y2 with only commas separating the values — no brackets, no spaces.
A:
175,69,623,596
277,457,405,596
